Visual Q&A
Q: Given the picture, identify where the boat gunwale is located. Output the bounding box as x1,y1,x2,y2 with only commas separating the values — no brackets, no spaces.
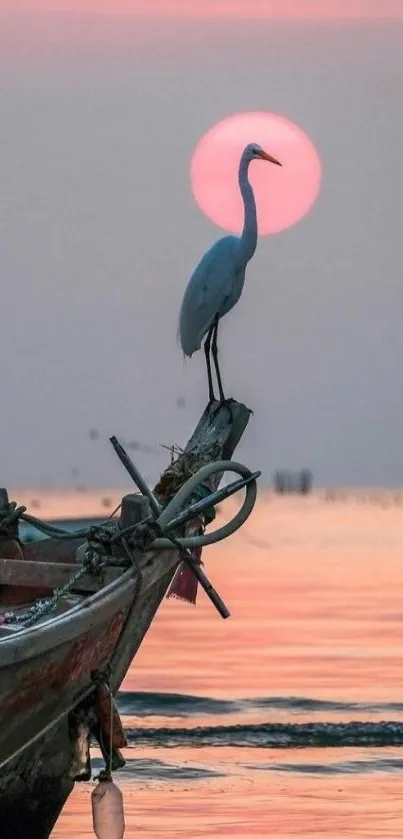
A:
0,547,177,666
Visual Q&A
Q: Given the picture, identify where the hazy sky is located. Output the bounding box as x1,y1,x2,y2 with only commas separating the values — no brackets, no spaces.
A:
1,2,402,489
4,1,403,18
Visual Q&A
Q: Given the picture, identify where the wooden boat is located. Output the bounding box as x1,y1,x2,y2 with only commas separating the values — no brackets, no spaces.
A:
0,399,255,839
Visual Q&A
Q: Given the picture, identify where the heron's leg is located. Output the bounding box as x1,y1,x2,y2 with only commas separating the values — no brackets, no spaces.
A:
211,316,225,403
204,324,215,404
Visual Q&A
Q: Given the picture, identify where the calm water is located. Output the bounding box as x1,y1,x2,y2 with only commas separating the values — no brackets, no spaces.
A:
51,493,403,837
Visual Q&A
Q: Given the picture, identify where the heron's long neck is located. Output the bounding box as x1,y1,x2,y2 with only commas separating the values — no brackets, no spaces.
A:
238,156,258,263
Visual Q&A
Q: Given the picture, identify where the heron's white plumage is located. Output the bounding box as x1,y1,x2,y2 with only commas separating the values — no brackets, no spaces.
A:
179,235,243,357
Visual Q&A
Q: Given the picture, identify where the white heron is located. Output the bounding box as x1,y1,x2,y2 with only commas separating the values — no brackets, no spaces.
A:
179,143,282,404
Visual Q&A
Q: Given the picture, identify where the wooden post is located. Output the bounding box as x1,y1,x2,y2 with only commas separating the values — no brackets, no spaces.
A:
154,399,252,500
154,399,252,608
119,495,151,530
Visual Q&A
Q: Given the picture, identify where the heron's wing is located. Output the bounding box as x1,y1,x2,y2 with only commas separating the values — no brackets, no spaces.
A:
179,236,239,356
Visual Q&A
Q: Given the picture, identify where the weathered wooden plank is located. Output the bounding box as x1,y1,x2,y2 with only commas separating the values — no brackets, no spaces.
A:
0,558,123,592
154,399,251,500
24,538,84,565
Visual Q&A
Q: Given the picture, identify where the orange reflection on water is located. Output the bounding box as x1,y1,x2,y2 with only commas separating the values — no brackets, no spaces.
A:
124,494,403,702
54,749,403,838
51,493,403,836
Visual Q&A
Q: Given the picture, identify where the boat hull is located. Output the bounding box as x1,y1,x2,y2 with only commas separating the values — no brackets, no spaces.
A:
0,714,75,839
0,557,176,839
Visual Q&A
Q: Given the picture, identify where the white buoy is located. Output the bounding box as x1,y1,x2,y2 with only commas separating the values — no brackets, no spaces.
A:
92,778,125,839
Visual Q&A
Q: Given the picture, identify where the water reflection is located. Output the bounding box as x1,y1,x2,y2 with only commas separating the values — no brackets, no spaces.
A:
51,494,403,837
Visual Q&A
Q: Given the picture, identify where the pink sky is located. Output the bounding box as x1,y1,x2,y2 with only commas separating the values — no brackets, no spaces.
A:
5,0,403,19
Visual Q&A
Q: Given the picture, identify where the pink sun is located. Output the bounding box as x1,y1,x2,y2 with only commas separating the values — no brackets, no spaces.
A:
190,112,322,235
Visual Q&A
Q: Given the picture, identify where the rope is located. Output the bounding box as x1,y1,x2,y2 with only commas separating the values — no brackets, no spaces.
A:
108,685,113,780
0,501,120,542
0,459,258,628
21,513,109,541
91,666,118,783
0,502,26,536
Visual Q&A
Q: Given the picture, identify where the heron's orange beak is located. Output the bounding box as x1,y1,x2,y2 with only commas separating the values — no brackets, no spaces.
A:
258,149,282,166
